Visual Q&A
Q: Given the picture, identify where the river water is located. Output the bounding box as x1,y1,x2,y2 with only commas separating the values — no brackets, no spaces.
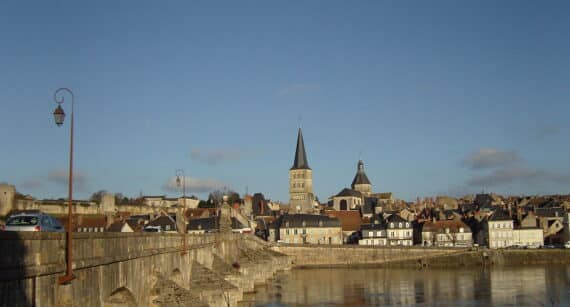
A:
240,265,570,306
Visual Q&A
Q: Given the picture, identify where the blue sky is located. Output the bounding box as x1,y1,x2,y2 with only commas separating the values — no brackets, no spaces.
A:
1,1,569,202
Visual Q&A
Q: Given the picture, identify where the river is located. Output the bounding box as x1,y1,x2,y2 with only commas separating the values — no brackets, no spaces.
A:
240,264,570,306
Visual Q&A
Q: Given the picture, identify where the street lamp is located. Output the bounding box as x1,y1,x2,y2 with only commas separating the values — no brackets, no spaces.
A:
53,87,75,285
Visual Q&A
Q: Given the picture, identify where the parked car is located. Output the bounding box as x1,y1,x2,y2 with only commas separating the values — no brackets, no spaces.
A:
143,226,162,233
2,212,64,232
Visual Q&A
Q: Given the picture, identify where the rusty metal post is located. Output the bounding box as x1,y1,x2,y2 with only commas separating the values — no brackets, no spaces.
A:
54,88,76,285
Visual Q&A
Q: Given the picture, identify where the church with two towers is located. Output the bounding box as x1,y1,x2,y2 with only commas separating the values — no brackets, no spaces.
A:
288,128,388,214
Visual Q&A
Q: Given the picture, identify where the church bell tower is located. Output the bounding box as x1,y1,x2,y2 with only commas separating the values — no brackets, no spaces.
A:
289,128,314,213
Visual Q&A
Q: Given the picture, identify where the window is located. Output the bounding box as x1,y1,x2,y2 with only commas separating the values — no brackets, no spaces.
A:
302,229,306,235
390,223,394,228
286,229,289,235
399,223,402,228
405,223,409,228
294,229,298,235
377,231,382,237
459,227,464,233
166,225,170,231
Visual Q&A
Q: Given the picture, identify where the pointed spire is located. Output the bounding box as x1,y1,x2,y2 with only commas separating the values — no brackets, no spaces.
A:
352,159,371,187
291,128,310,170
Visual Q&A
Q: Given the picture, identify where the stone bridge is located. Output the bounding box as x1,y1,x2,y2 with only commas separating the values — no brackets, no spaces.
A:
0,232,292,307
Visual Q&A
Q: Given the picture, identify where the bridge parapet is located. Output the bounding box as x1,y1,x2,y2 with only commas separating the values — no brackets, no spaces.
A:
0,232,291,307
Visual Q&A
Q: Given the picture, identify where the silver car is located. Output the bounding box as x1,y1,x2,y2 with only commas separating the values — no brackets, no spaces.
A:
2,212,64,232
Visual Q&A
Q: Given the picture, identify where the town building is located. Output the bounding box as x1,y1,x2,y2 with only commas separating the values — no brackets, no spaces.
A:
186,216,250,234
268,214,342,245
536,207,565,244
106,220,137,232
385,214,413,246
331,188,363,211
289,128,315,213
326,210,362,243
421,220,473,247
487,210,514,249
146,215,177,233
359,220,387,246
75,215,108,233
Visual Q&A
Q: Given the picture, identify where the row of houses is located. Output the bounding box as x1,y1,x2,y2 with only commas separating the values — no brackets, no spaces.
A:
258,207,560,249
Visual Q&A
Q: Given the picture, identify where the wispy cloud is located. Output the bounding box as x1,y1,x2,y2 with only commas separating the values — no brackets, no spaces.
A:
462,148,521,170
190,148,244,165
534,123,562,140
20,179,43,190
467,167,570,187
47,170,87,188
278,83,319,96
163,176,227,193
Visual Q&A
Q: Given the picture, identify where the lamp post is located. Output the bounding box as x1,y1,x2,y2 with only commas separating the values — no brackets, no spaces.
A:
176,169,188,255
52,87,75,285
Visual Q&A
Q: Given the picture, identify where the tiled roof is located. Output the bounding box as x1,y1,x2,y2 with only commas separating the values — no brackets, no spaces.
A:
270,214,341,228
535,207,565,218
335,188,362,198
362,198,377,214
489,209,512,221
361,222,387,230
386,214,407,224
326,210,362,232
106,221,123,232
76,216,107,228
186,217,248,231
148,215,176,228
422,220,471,233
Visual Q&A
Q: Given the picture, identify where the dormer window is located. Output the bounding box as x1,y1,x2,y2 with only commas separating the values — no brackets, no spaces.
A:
459,227,464,233
302,221,306,227
398,223,402,228
390,223,394,228
319,221,323,227
405,223,409,228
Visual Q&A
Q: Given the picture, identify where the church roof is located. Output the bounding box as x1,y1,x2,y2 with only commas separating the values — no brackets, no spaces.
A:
335,188,362,198
351,160,371,187
291,128,310,170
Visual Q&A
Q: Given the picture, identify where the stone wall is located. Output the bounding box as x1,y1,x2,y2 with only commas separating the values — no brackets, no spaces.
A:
272,244,464,267
0,232,291,307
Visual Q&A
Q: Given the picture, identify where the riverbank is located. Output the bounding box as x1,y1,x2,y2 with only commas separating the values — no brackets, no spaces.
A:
395,249,570,269
271,244,570,269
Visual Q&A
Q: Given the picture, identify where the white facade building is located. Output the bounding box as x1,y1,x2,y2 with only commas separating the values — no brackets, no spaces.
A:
487,210,514,249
